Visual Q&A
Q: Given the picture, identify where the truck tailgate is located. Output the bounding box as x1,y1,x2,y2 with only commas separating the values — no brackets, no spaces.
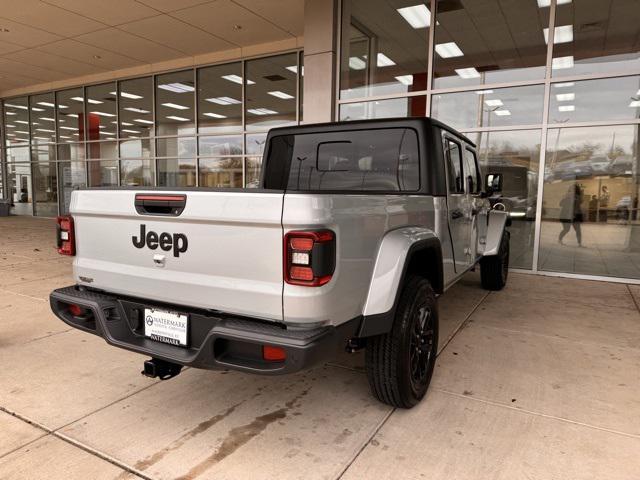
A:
71,190,284,321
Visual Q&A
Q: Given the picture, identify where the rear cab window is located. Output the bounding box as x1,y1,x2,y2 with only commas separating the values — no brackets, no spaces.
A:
265,128,420,192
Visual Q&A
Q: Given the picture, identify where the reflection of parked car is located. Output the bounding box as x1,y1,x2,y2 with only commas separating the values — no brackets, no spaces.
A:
484,164,536,220
548,160,594,181
589,156,611,176
609,155,634,176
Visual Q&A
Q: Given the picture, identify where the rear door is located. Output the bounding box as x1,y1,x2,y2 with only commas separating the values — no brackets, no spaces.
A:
71,189,284,321
444,135,471,272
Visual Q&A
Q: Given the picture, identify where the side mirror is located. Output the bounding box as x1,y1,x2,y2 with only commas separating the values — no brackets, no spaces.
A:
485,173,503,195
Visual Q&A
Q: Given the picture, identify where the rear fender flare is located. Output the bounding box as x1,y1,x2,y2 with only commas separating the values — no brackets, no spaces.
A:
479,210,508,257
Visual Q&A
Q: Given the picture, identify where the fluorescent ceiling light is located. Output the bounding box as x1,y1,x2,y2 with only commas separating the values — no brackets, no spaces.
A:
162,102,189,110
5,103,27,110
206,96,241,105
552,55,574,70
90,111,115,117
544,25,573,44
15,120,29,124
493,109,511,116
124,107,150,114
247,108,277,115
556,93,575,101
455,67,480,79
120,121,134,126
397,4,431,29
5,111,16,115
267,90,294,100
158,82,194,93
395,75,414,86
39,117,55,122
629,100,640,108
134,118,154,124
376,53,396,67
121,129,140,134
476,89,494,95
554,82,575,88
537,0,571,7
286,65,304,75
558,105,575,112
31,107,45,112
58,135,71,139
435,42,464,58
36,101,55,107
203,112,226,118
14,130,29,134
484,99,503,107
36,128,55,133
349,57,366,70
66,113,79,118
100,131,116,136
221,74,255,85
87,99,103,104
5,124,14,127
59,126,77,131
110,91,143,99
166,115,190,121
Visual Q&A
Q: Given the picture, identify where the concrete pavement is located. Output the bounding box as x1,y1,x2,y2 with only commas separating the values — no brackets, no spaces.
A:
1,216,639,479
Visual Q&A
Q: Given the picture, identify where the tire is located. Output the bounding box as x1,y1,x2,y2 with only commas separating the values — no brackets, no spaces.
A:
480,230,510,291
365,275,439,408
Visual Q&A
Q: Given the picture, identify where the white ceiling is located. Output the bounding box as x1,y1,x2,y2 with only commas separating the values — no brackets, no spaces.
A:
0,0,304,96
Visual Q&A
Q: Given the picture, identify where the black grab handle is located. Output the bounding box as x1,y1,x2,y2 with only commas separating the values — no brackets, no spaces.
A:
135,194,186,216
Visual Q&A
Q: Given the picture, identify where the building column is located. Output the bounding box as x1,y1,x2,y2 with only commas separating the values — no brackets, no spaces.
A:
302,0,339,124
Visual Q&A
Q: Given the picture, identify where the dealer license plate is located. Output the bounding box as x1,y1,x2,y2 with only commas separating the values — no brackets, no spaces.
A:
144,308,188,346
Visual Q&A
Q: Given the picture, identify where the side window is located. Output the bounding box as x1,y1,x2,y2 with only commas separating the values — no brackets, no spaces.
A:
463,147,481,193
445,138,463,194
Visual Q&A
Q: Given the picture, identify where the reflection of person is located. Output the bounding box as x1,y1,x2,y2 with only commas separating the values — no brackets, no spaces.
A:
599,185,610,223
588,195,598,222
558,184,583,247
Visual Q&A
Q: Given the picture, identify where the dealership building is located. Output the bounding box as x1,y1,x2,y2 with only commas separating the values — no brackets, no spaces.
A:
0,0,638,283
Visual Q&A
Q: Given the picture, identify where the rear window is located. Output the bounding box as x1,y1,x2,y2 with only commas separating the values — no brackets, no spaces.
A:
265,128,420,192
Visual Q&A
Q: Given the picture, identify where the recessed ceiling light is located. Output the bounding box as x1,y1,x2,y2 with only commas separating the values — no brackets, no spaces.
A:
100,131,116,136
553,82,575,88
166,115,190,121
60,126,78,130
544,25,573,44
485,99,503,107
206,96,241,105
397,4,431,29
134,118,154,124
435,42,464,58
31,107,45,112
629,100,640,108
36,128,55,133
124,107,150,114
58,135,71,139
90,111,115,117
121,129,141,134
267,90,294,100
110,91,143,100
120,121,134,126
14,130,29,134
221,74,255,85
395,75,414,86
455,67,480,79
247,108,277,115
66,113,78,118
5,111,16,115
556,93,575,101
286,65,304,75
558,105,575,112
493,109,511,116
15,120,29,124
36,101,55,107
5,103,28,110
475,89,494,95
203,112,227,119
349,57,366,70
537,0,571,7
158,82,194,93
39,117,55,122
162,102,189,110
376,53,396,67
552,56,574,70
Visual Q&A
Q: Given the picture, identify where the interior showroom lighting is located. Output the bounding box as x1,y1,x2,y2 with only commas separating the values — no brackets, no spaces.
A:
556,93,575,101
110,91,143,99
31,107,45,111
158,83,194,93
206,96,241,105
36,101,55,107
476,90,494,94
494,109,511,116
121,129,140,134
558,105,575,112
221,74,255,85
397,4,431,29
286,65,303,75
203,112,226,118
376,53,396,67
395,75,414,86
349,57,366,70
247,108,277,115
537,0,571,6
554,82,575,88
166,115,190,121
544,25,573,44
134,118,154,124
435,42,464,58
455,67,480,79
267,91,294,99
552,56,574,70
124,107,150,114
484,99,503,107
90,111,115,117
4,103,27,110
39,117,55,122
162,102,189,110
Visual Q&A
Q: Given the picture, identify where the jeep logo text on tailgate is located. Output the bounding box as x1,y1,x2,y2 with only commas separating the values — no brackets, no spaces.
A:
132,224,188,257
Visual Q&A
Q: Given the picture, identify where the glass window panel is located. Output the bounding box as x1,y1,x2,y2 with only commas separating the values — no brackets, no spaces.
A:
57,143,85,162
32,162,57,217
431,85,544,130
340,1,429,99
7,162,32,215
199,135,242,157
87,141,117,160
31,143,56,162
4,97,30,147
87,160,118,187
540,125,640,278
339,96,426,121
59,161,86,215
245,53,297,131
156,70,195,136
120,138,153,159
57,88,85,142
552,1,640,78
121,159,155,187
549,76,640,124
197,63,242,134
468,129,541,270
158,158,196,187
245,133,267,188
119,77,153,138
6,146,30,163
156,137,196,158
299,52,304,121
199,158,243,188
86,83,117,140
30,93,55,144
433,1,548,89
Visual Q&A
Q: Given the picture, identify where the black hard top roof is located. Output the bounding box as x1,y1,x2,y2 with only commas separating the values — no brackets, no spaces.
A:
266,117,475,148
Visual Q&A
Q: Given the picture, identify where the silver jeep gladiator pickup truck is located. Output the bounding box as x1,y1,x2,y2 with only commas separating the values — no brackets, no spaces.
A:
50,117,509,408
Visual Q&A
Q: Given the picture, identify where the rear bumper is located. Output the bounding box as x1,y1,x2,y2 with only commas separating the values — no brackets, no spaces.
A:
50,286,358,375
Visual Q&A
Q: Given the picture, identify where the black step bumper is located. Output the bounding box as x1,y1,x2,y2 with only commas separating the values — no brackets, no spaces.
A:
50,286,358,375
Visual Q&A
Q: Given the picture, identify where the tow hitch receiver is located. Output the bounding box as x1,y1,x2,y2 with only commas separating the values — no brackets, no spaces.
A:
142,358,182,380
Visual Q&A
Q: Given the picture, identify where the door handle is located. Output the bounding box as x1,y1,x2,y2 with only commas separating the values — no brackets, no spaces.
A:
451,209,464,219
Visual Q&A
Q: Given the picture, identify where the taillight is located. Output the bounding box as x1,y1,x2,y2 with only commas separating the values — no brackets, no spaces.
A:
56,215,75,256
284,230,335,287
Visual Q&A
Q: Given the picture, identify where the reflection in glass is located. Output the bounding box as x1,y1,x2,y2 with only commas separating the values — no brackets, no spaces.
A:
156,137,196,158
57,88,85,142
59,161,86,215
86,83,117,140
199,135,242,157
6,146,30,163
431,85,544,131
30,93,56,144
245,53,297,131
4,97,30,147
87,141,117,160
468,130,542,269
7,162,32,215
156,70,195,136
57,143,85,162
120,138,152,159
540,125,640,278
198,63,242,134
32,162,57,217
340,1,429,99
552,1,640,77
87,161,118,187
245,133,267,187
119,77,153,138
549,76,640,124
339,96,426,121
199,158,243,188
158,158,196,187
433,1,548,88
121,160,154,187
